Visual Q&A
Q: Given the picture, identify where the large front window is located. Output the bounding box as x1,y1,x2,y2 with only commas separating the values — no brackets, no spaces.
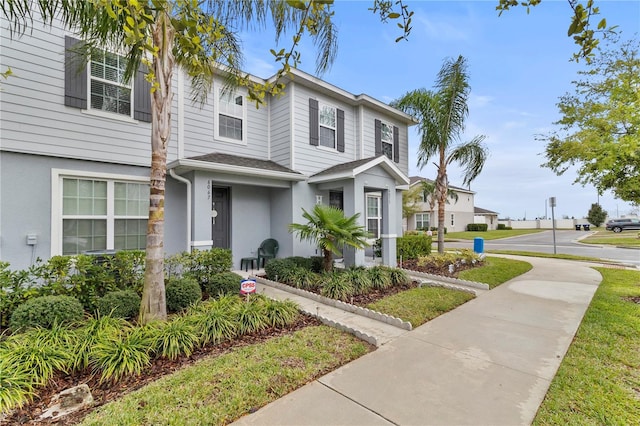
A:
319,104,336,148
60,176,149,255
90,50,132,117
367,195,381,239
381,121,394,160
416,213,430,230
218,90,244,141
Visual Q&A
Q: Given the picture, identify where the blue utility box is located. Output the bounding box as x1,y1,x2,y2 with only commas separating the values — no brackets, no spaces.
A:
473,237,484,254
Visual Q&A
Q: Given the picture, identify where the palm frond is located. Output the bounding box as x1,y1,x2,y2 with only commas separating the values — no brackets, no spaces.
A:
447,137,488,187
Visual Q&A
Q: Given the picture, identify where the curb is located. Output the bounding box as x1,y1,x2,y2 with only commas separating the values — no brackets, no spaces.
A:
399,268,490,291
255,276,412,331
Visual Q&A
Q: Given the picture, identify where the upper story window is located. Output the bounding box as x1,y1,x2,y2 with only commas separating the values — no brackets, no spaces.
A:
89,50,132,117
319,104,336,148
216,88,246,143
380,122,393,160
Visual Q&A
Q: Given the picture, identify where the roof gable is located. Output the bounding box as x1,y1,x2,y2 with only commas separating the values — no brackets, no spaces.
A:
309,155,410,185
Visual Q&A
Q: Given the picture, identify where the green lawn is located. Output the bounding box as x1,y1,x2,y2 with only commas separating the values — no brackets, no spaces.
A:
81,326,371,425
457,256,532,289
445,229,543,240
485,250,617,263
580,230,640,247
534,267,640,424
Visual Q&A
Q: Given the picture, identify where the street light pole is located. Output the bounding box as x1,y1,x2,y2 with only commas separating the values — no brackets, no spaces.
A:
550,197,557,254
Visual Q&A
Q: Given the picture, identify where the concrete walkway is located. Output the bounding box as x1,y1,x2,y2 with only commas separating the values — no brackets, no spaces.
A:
233,256,603,426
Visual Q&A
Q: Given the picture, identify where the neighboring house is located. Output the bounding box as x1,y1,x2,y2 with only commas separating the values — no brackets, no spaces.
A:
404,176,476,233
473,207,499,230
0,19,416,270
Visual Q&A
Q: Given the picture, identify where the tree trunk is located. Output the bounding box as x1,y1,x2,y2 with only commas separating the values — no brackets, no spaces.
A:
140,12,175,324
323,248,333,272
435,150,448,254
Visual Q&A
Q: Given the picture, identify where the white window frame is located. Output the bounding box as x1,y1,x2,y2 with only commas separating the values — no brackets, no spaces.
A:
318,102,337,150
51,169,149,256
215,85,247,145
380,121,394,160
416,213,430,230
366,194,381,239
87,49,134,120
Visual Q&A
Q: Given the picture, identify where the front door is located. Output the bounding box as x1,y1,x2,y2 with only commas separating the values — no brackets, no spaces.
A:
211,187,230,248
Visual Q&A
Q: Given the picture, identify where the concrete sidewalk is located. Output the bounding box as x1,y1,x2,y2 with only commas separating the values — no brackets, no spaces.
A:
233,256,602,426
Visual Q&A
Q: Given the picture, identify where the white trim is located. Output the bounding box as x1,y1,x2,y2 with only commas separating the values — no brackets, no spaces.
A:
51,169,149,256
358,104,364,160
318,101,337,149
308,155,410,185
81,108,139,124
192,240,213,247
214,83,248,145
290,82,295,169
87,49,135,120
169,169,191,252
380,234,397,238
167,159,307,181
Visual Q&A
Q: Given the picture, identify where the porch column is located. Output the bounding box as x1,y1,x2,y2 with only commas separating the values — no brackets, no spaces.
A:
380,188,397,268
343,180,365,267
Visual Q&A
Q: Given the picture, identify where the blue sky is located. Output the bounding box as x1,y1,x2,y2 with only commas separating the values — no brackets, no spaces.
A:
240,1,640,220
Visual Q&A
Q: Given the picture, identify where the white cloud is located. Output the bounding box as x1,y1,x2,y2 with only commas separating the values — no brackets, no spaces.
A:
415,13,471,42
469,94,494,108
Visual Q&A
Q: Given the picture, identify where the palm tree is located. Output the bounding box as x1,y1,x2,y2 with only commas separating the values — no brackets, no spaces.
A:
392,56,487,253
419,180,458,231
289,205,370,272
2,1,338,323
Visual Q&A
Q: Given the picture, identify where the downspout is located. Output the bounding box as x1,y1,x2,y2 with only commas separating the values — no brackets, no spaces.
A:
169,169,191,252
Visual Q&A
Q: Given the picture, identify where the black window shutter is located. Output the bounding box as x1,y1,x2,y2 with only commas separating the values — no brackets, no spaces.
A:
309,98,319,146
393,126,400,163
64,36,87,109
133,63,152,122
336,109,345,152
374,119,382,155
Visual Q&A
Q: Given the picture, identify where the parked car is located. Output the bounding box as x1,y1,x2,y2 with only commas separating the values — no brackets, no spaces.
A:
605,218,640,232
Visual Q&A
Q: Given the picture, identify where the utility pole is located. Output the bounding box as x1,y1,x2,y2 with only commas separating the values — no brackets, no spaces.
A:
550,197,557,254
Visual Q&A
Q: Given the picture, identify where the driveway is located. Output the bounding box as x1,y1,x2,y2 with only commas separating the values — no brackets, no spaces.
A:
446,230,640,267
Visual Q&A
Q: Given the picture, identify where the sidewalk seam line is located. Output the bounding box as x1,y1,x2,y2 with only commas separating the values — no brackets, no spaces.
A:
317,381,400,426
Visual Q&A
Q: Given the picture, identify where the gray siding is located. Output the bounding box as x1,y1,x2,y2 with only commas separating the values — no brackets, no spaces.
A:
292,85,357,175
361,108,409,175
269,89,292,167
0,20,168,167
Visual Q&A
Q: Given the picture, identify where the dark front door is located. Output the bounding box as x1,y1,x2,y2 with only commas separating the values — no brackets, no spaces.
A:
211,187,230,249
329,191,343,210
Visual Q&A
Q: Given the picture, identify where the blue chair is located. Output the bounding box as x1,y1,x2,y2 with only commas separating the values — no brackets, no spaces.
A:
257,238,279,268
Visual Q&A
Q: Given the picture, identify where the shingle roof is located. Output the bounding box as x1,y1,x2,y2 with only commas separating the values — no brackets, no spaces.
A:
409,176,473,193
187,152,302,175
475,207,498,215
310,156,381,178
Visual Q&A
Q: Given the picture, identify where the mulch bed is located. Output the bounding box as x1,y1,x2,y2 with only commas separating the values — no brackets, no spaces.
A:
2,315,322,426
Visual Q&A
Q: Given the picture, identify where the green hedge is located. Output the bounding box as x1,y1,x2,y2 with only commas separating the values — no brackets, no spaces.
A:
466,223,488,231
166,277,202,313
10,295,84,331
397,235,432,260
95,290,141,320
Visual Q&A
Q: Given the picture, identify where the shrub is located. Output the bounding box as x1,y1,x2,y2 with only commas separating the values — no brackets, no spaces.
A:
344,267,372,295
95,290,141,320
92,327,151,383
205,272,242,298
430,226,447,234
368,266,392,290
384,267,411,286
397,235,432,260
9,295,84,331
233,296,268,334
188,296,239,345
1,262,39,329
497,223,507,230
106,250,145,294
0,362,34,414
288,268,321,291
166,278,202,313
309,256,325,273
321,272,353,301
72,315,130,371
505,226,512,230
466,223,488,232
148,316,200,360
287,256,314,270
264,258,297,282
181,248,233,289
261,298,300,328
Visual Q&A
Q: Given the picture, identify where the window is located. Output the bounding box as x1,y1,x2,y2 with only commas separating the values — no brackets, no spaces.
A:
451,214,455,226
319,104,336,148
218,90,245,141
416,213,430,230
366,195,381,239
55,171,149,255
329,191,343,210
89,50,132,117
381,122,393,160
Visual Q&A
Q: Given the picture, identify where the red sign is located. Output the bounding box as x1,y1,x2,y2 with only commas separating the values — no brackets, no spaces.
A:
240,278,257,295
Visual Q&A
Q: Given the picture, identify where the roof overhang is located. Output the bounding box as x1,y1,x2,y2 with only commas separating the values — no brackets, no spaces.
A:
308,156,410,186
167,158,307,182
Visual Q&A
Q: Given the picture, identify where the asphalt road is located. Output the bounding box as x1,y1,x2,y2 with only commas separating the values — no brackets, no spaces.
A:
445,230,640,268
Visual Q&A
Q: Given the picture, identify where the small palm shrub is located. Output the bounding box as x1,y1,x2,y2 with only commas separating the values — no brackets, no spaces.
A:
95,290,141,320
148,316,200,360
92,327,151,384
368,266,392,291
9,295,84,331
0,362,34,414
187,295,239,345
344,267,372,295
234,296,268,334
166,277,202,313
264,258,297,282
205,272,242,298
261,298,300,328
321,272,354,301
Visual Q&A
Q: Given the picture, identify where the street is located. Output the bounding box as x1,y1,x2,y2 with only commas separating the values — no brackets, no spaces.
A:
446,230,640,268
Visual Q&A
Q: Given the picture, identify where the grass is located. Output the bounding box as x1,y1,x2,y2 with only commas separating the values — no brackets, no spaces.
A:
533,268,640,425
580,230,640,247
458,256,532,289
366,287,475,327
445,229,543,240
485,250,609,263
81,326,371,425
